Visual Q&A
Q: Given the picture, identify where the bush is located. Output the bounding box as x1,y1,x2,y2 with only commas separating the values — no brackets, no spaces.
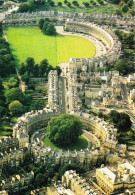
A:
18,3,31,13
49,1,55,6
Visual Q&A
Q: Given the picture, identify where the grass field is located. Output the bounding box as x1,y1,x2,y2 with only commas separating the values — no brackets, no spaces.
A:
5,27,96,68
43,135,88,151
54,0,98,5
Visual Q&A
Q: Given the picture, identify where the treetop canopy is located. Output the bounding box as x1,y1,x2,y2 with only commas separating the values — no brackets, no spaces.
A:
47,114,83,147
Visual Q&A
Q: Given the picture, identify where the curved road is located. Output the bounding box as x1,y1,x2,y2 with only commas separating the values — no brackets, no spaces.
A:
32,129,101,149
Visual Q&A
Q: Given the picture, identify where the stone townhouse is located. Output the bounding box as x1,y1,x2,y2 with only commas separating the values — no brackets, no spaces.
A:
62,170,102,195
0,148,24,171
96,162,135,194
0,137,19,152
0,171,34,192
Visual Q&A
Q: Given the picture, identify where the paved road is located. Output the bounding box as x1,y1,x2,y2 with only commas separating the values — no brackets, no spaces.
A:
83,130,100,148
126,111,135,123
121,83,128,101
32,130,46,142
32,128,100,150
60,77,66,113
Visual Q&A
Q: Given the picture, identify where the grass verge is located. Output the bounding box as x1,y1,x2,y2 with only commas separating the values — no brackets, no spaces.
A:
43,135,88,151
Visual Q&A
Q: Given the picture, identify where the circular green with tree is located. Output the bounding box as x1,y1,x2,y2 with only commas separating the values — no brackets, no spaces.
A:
44,114,88,150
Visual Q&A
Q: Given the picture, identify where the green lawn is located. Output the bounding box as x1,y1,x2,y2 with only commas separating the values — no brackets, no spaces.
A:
54,0,99,5
5,27,95,68
43,135,88,151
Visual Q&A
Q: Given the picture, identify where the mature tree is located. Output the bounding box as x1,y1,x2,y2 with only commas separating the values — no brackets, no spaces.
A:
7,77,18,89
97,111,103,118
33,64,39,77
117,113,131,131
47,114,83,147
30,100,45,111
35,173,47,187
0,39,15,78
0,37,6,45
39,59,48,76
122,4,129,12
114,60,127,75
0,106,5,117
113,0,121,4
0,48,8,55
99,0,104,4
38,18,45,30
19,62,26,75
72,0,79,6
18,3,31,12
114,60,134,75
0,22,3,35
25,57,35,75
67,2,71,6
0,78,5,110
21,72,30,84
0,77,4,92
109,110,131,132
45,23,56,35
58,2,62,6
83,2,89,7
23,94,32,109
64,0,68,3
116,9,122,16
59,163,87,178
46,65,54,75
49,0,55,6
42,21,49,34
28,0,35,11
32,167,40,176
5,87,24,104
9,100,23,116
125,33,134,45
110,110,120,124
56,66,62,76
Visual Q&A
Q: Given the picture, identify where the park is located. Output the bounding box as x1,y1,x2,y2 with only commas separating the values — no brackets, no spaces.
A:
4,26,96,67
